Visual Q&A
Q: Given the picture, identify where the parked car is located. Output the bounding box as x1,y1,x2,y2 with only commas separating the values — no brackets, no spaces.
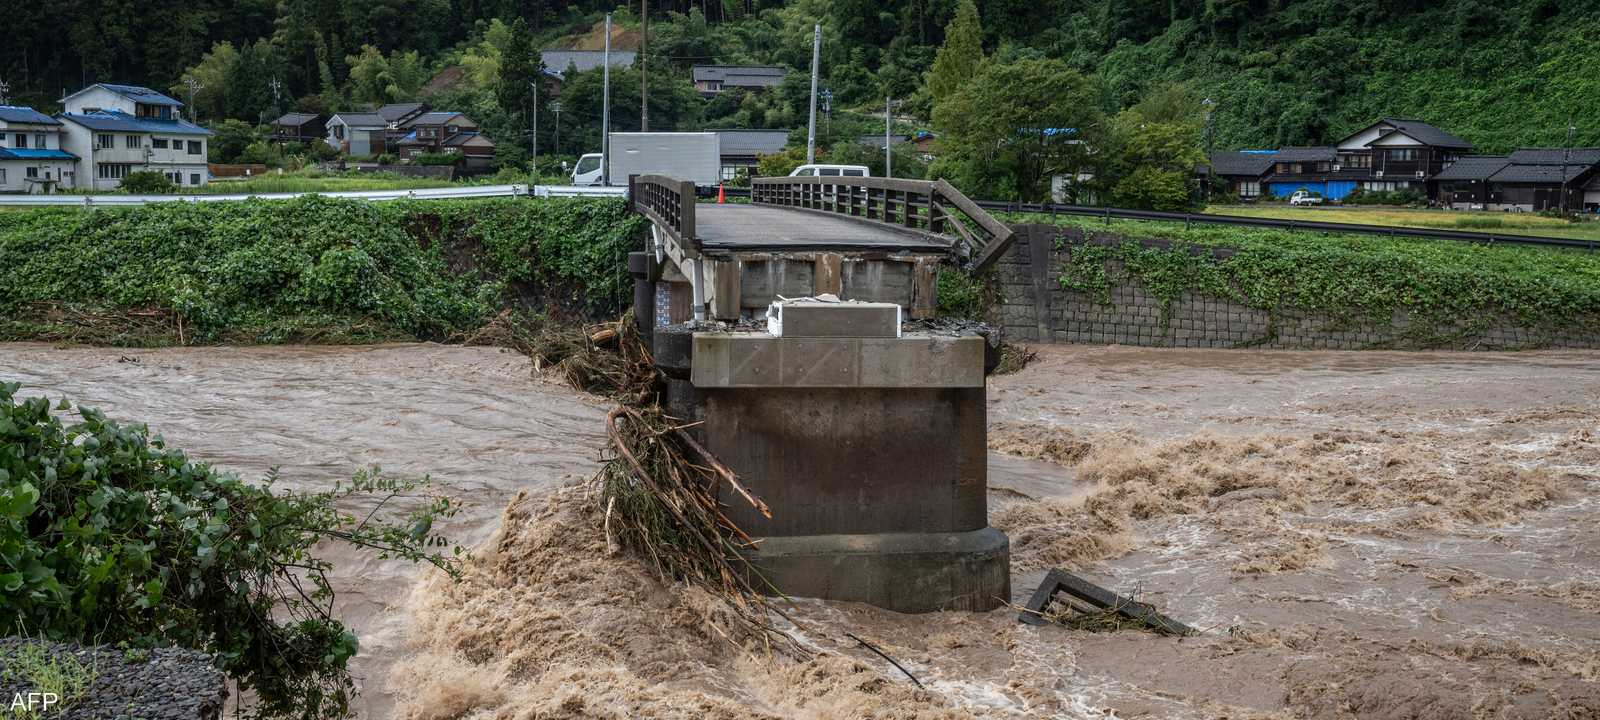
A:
1289,190,1323,206
788,164,870,177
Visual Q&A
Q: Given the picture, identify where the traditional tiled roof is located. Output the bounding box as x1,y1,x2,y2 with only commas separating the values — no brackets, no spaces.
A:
1207,150,1277,177
1505,148,1600,166
541,50,637,79
0,106,61,125
1374,118,1471,149
1271,146,1338,162
330,112,388,128
273,112,323,127
692,65,788,87
1490,163,1595,184
1431,156,1510,181
442,131,492,147
88,83,183,107
715,129,791,156
0,148,77,160
376,103,427,123
403,111,468,128
57,110,212,136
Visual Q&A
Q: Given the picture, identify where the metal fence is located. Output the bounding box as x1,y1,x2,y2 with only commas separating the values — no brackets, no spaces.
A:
0,183,625,207
974,200,1598,251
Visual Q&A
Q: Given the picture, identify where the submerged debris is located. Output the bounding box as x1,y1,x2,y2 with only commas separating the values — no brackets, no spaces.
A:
1019,569,1197,637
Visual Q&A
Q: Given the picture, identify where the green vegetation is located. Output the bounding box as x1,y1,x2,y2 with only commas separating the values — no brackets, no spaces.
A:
0,640,95,719
196,170,461,195
1207,205,1600,243
118,172,176,195
0,196,644,345
1011,212,1600,342
0,384,463,718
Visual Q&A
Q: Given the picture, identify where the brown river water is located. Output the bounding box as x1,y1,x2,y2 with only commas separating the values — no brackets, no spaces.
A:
3,342,1598,719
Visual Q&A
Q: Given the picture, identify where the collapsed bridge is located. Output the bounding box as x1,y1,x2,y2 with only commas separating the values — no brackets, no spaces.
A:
626,175,1019,613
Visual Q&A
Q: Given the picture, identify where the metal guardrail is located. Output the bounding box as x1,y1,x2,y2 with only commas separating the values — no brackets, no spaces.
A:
976,200,1599,251
0,183,627,206
752,176,1017,271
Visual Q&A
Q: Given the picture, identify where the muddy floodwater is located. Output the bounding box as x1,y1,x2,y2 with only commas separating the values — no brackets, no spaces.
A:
4,341,1599,718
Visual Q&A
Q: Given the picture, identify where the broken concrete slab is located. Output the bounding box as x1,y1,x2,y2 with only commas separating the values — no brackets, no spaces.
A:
690,333,984,388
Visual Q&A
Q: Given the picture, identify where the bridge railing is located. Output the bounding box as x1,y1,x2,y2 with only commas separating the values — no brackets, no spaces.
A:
751,176,1016,271
630,174,699,252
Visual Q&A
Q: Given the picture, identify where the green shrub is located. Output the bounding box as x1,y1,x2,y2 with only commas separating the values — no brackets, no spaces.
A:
0,195,646,344
0,383,462,719
118,171,175,194
414,152,462,166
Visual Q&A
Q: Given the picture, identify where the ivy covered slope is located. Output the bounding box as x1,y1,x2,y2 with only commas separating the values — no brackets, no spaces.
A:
0,196,645,345
1025,215,1600,338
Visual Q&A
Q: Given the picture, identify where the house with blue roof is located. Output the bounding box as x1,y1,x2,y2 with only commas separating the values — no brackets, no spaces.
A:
55,83,214,190
0,106,79,193
394,111,496,171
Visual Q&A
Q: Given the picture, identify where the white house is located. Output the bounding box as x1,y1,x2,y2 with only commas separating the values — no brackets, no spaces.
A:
0,106,79,193
55,83,214,191
325,112,389,156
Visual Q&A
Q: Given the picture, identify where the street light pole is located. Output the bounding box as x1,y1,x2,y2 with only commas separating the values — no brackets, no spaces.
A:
884,96,893,178
1562,117,1575,213
1202,97,1215,203
530,79,539,172
602,13,613,186
641,0,649,132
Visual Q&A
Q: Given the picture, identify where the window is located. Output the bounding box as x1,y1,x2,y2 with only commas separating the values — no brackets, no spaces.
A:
97,134,115,149
819,167,841,176
97,163,133,180
190,173,201,186
843,168,865,177
125,135,142,149
26,167,38,178
1239,180,1261,197
1314,162,1331,173
1389,148,1418,162
14,133,26,148
188,141,202,155
35,134,46,148
0,169,5,183
152,138,168,149
1342,153,1372,168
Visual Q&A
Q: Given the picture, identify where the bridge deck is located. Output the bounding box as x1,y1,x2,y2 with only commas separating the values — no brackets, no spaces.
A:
694,204,954,253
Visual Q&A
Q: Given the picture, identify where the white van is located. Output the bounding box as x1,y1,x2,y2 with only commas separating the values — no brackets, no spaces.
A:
788,164,871,178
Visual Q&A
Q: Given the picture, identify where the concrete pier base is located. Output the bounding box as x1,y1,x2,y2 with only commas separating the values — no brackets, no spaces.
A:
748,528,1010,613
685,328,1011,613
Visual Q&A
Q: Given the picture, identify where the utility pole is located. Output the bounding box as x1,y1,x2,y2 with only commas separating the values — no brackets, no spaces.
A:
0,78,10,105
806,23,820,164
185,77,204,124
1562,117,1576,213
1202,97,1215,203
640,0,649,131
884,96,893,178
530,79,539,172
602,13,613,186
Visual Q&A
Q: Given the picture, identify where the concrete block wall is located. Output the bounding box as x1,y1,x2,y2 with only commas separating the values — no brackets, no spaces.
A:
996,223,1600,350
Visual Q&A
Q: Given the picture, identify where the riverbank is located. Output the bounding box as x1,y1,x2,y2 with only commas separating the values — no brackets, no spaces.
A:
5,341,1596,717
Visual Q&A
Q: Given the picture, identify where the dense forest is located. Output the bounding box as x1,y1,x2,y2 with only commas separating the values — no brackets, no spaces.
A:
4,0,1600,199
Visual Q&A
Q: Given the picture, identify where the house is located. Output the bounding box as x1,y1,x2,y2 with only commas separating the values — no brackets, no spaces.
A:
1204,150,1277,200
1433,156,1511,208
1258,146,1348,199
271,113,328,143
376,103,429,151
396,111,496,170
56,83,213,190
692,65,788,97
1483,148,1600,212
0,106,79,193
714,129,790,181
325,112,389,156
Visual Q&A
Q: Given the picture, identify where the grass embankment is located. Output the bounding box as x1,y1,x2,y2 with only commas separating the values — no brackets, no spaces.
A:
1005,212,1600,342
197,171,461,194
0,195,645,345
1207,204,1600,242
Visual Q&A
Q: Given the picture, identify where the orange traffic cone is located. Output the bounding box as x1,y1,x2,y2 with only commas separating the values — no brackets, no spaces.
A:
718,183,726,203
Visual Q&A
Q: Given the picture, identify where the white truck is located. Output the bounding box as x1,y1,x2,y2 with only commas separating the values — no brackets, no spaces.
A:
1288,190,1324,206
571,132,722,187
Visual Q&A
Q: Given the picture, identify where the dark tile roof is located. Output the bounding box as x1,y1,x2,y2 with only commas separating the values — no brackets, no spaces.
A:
1381,118,1471,148
1271,146,1337,162
715,129,791,156
1505,148,1600,166
331,112,389,128
1208,150,1276,176
442,131,493,147
692,65,789,87
273,112,323,127
403,111,468,127
1432,156,1510,181
0,105,61,125
96,83,183,107
541,50,637,79
376,103,427,123
58,110,212,136
1490,163,1595,184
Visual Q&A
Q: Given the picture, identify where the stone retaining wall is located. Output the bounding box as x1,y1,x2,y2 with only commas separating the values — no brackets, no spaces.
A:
1,638,226,720
996,223,1600,350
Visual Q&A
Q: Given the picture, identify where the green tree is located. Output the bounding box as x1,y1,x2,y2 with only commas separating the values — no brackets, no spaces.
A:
172,41,239,123
209,119,263,164
496,18,540,154
927,0,983,106
931,57,1103,201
